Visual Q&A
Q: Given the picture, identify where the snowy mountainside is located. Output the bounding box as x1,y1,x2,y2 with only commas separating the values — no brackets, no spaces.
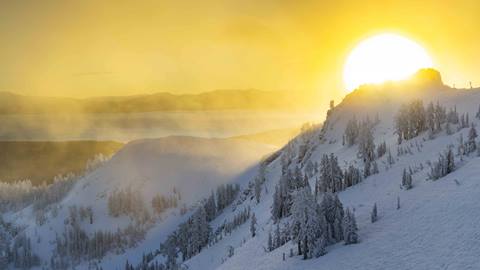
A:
64,136,276,206
2,136,275,269
211,69,480,270
172,69,480,270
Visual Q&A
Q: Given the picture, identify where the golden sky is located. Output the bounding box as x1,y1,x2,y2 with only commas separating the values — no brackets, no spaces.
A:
0,0,479,102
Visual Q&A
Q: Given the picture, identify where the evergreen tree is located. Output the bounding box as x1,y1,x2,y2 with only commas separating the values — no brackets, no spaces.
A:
468,124,478,153
364,159,371,178
376,141,387,158
371,203,378,223
446,148,455,174
344,118,359,146
250,213,257,238
317,154,344,193
343,208,358,245
372,161,379,174
319,193,344,245
395,100,428,141
358,119,376,163
312,234,327,258
343,165,362,188
387,149,395,166
402,168,413,190
254,176,262,204
268,232,273,252
271,185,282,222
429,147,455,180
291,187,322,259
275,223,281,248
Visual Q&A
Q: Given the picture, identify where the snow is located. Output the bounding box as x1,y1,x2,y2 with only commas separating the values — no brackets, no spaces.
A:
3,136,275,269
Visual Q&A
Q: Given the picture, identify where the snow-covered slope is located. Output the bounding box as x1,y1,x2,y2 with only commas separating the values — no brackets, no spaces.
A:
65,136,276,206
211,69,480,270
3,136,275,269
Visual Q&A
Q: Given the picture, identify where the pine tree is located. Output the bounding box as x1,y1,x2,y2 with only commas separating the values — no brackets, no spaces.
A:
268,232,273,252
426,102,435,133
397,196,401,210
446,121,452,134
271,185,282,222
372,161,379,174
317,153,344,193
312,234,327,258
371,203,378,223
250,213,257,238
319,192,344,245
446,148,455,174
376,141,387,158
344,118,359,146
343,208,358,245
387,149,395,166
291,187,322,259
364,159,371,178
358,119,376,163
468,124,478,153
402,168,413,190
254,176,262,204
275,223,281,248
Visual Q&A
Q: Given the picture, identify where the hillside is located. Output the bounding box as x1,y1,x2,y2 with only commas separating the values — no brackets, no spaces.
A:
0,137,275,269
2,69,480,270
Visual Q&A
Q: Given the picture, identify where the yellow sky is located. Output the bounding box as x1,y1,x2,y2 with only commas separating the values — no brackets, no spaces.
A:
0,0,479,102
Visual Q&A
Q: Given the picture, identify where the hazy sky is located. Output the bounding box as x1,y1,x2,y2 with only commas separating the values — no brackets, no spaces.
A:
0,0,479,101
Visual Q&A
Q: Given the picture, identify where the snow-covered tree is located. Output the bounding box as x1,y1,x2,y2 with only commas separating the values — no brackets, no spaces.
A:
271,167,309,221
376,141,387,158
254,176,262,204
429,147,455,180
344,118,359,146
317,153,344,193
204,191,217,222
274,223,282,248
291,187,322,259
358,118,376,163
343,165,362,188
402,168,413,190
395,100,428,141
467,124,478,154
343,208,358,245
371,203,378,223
311,234,327,258
319,193,344,245
268,232,273,252
250,213,257,238
387,149,395,166
372,160,379,175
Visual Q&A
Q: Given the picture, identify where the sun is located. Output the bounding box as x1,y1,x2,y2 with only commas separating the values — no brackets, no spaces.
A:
343,33,433,92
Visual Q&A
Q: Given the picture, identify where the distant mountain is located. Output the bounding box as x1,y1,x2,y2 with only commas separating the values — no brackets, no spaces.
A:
0,89,322,114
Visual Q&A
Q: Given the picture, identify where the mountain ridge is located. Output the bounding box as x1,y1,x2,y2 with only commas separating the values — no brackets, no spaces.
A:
0,89,322,114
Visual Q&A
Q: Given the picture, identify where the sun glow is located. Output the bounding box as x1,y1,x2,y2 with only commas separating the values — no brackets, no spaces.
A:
343,33,433,92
